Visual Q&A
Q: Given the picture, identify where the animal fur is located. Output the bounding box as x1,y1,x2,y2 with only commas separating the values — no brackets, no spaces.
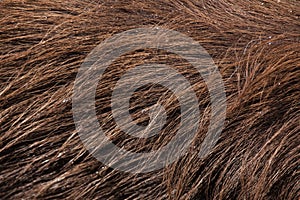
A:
0,0,299,199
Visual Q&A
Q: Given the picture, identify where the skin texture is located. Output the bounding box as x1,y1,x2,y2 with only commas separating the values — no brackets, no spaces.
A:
0,0,299,199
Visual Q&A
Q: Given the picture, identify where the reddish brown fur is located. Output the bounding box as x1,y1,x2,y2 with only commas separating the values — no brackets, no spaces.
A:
0,0,299,199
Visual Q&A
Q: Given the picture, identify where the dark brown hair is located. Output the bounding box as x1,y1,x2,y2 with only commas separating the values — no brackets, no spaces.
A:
0,0,299,199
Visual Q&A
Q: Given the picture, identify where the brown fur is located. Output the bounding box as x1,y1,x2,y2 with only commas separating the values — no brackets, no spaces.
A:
0,0,299,199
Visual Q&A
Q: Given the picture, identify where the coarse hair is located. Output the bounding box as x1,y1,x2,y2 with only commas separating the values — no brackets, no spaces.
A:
0,0,299,199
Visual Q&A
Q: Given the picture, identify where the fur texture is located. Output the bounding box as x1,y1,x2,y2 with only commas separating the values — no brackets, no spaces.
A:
0,0,299,199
